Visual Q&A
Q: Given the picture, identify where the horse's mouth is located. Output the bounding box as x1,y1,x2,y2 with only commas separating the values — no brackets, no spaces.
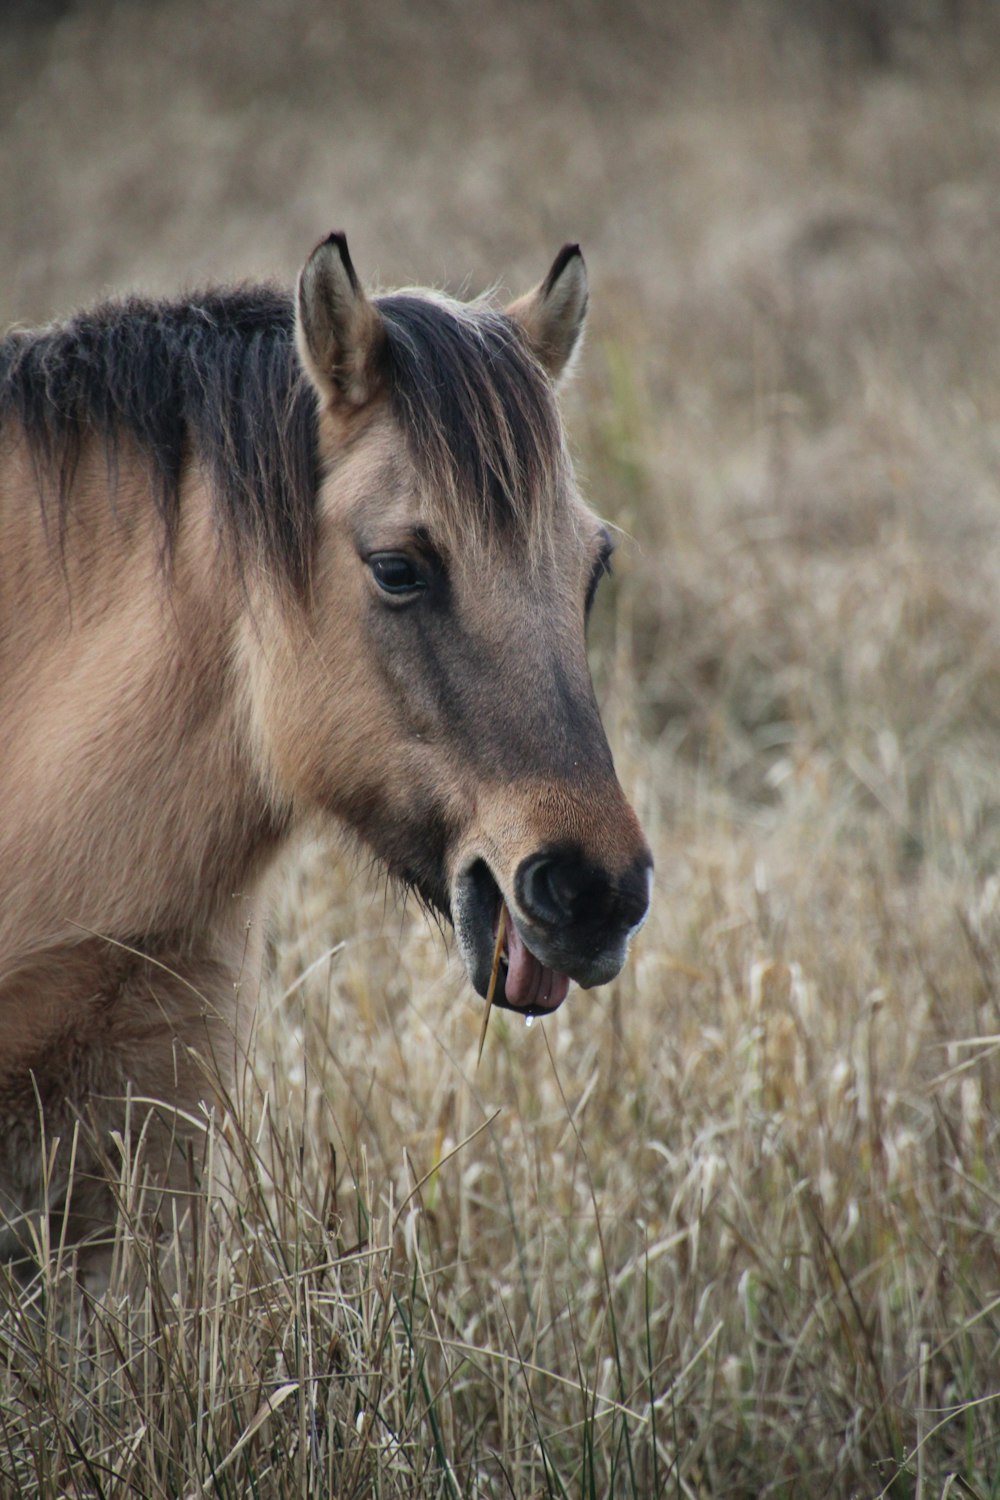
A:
452,860,571,1016
494,903,572,1014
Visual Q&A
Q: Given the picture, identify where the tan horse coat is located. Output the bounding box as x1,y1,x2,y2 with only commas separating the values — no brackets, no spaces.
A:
0,235,651,1278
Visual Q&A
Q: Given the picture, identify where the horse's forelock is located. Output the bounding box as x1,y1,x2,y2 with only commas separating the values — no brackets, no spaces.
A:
375,292,567,560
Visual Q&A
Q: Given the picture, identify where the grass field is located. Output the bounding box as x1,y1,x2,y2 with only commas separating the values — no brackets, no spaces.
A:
5,2,1000,1495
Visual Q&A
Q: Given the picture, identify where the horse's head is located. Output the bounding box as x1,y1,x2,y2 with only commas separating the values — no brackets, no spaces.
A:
256,233,651,1015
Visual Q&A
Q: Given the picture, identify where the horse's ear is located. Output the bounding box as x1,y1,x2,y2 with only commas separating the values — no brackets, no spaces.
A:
506,244,588,382
296,232,384,407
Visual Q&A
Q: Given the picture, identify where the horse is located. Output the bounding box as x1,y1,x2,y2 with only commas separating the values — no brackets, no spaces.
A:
0,233,652,1281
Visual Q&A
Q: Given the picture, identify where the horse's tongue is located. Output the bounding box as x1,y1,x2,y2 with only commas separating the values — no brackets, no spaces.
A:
503,908,571,1012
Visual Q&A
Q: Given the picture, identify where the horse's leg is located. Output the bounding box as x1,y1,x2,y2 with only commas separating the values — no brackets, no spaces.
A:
0,904,267,1292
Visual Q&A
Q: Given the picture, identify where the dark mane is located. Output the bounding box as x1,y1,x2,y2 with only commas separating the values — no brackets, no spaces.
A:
0,287,318,590
0,282,564,588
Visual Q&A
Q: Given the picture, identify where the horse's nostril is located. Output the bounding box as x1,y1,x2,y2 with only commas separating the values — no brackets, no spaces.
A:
516,849,611,928
517,853,571,926
515,847,653,935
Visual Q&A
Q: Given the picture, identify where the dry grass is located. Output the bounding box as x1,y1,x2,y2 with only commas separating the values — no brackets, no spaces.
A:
5,2,1000,1494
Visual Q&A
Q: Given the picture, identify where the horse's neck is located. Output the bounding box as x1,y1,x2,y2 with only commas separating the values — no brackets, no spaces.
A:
0,437,289,961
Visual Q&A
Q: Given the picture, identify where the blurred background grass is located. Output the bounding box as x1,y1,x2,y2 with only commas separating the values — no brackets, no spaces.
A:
6,2,1000,1496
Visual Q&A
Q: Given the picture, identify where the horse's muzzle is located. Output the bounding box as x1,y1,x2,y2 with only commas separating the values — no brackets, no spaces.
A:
452,847,653,1013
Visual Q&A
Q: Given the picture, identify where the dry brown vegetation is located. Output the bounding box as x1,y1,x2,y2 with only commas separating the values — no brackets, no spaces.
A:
5,2,1000,1495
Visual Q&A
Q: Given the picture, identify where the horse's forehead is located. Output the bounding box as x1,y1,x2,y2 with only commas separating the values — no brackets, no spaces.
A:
321,408,590,561
318,415,416,518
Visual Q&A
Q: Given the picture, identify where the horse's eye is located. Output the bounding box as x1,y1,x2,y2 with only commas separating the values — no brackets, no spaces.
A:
369,553,427,597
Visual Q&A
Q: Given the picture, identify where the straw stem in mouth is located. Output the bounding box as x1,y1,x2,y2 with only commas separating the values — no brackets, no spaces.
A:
475,904,507,1067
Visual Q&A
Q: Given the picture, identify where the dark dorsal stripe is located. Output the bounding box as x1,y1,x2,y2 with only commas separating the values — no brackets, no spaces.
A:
0,283,562,590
